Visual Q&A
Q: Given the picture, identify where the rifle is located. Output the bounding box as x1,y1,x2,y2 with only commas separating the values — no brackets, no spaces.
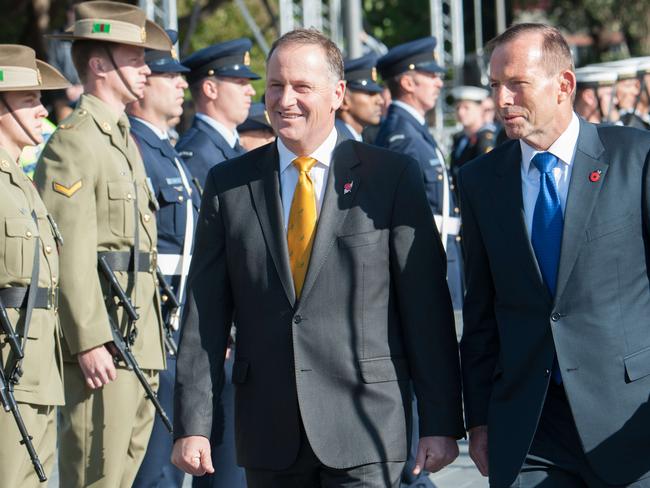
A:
0,300,47,482
98,256,173,433
155,268,179,357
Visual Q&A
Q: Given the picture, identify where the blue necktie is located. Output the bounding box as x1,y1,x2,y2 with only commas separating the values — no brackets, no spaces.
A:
531,152,564,384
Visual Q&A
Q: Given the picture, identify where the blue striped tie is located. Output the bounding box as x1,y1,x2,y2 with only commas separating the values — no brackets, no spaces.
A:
531,152,563,384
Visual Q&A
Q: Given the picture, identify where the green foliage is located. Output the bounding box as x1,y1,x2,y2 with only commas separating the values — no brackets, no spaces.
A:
362,0,430,48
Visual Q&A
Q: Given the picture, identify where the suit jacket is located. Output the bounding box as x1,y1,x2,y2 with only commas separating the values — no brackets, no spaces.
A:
174,138,464,470
176,115,245,189
459,119,650,486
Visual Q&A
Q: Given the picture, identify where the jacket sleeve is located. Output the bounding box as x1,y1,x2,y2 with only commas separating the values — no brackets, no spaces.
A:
174,169,233,440
458,168,499,428
389,156,465,438
33,127,112,355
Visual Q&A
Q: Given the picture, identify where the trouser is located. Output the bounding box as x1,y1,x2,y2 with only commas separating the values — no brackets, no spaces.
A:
245,422,404,488
504,382,650,488
193,353,247,488
0,403,56,487
59,362,159,488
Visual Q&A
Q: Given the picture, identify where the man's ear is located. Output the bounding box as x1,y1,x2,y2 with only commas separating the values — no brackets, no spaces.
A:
201,78,219,101
340,89,352,111
88,55,108,79
331,79,346,111
399,73,415,94
558,69,576,104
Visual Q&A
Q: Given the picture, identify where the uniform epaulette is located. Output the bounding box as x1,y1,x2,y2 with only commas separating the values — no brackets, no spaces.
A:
56,108,89,131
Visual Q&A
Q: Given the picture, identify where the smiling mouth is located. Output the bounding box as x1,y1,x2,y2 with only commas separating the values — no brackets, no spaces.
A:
278,113,302,119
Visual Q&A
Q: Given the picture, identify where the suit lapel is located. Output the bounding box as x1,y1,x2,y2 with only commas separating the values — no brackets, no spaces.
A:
299,140,360,303
249,143,296,305
493,141,552,302
554,120,606,301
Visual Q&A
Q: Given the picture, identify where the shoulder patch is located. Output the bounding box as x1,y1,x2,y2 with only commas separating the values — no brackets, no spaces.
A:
388,134,405,143
53,179,83,198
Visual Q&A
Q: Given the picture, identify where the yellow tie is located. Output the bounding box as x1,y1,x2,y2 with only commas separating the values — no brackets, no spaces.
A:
287,156,318,297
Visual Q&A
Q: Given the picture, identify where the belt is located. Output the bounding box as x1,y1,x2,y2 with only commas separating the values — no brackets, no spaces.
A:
97,250,154,273
434,215,461,236
0,286,58,309
157,253,192,276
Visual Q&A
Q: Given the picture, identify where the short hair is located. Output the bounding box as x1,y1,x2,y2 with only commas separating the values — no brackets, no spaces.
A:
487,23,574,75
267,28,343,84
71,40,107,83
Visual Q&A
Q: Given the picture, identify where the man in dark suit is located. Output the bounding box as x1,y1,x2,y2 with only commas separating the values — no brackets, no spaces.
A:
375,37,464,311
176,39,260,188
171,28,464,488
460,23,650,488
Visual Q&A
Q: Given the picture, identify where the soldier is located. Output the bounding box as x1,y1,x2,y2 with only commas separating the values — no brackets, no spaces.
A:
127,30,200,488
238,101,275,151
448,85,496,185
574,66,618,124
176,39,260,188
33,2,171,487
0,44,69,487
335,52,384,141
608,60,650,129
375,37,463,311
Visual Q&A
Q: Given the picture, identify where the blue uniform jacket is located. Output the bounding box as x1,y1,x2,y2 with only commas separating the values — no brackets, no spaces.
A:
130,117,200,256
176,115,246,188
375,103,464,308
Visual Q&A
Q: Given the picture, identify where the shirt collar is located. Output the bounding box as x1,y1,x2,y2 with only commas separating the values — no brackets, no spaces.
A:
345,122,362,142
131,116,168,140
392,100,426,126
278,127,338,174
521,112,580,173
196,112,239,148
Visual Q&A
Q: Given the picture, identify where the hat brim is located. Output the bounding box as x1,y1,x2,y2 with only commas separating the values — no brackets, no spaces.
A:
47,19,171,51
0,60,70,92
149,61,191,74
415,60,446,74
347,81,383,94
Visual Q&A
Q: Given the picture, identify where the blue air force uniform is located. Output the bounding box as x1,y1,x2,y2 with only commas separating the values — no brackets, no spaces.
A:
176,38,260,188
375,38,464,311
131,31,200,488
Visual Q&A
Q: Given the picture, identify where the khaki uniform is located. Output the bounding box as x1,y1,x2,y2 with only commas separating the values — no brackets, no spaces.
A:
34,94,165,488
0,147,64,487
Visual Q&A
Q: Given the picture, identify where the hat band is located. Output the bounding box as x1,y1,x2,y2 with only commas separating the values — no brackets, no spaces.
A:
0,65,40,88
74,18,146,44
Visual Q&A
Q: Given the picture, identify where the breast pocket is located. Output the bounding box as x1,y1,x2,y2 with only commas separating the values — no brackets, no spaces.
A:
107,181,136,237
4,218,39,279
157,185,186,237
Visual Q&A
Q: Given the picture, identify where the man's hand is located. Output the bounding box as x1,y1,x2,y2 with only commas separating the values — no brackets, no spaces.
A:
171,435,214,476
413,435,459,475
77,344,117,389
468,425,489,476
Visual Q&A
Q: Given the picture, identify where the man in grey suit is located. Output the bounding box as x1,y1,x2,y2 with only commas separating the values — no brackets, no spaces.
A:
171,28,464,487
460,23,650,487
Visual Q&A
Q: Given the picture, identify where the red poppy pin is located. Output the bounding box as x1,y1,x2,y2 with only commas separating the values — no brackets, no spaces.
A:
344,181,354,194
589,169,602,182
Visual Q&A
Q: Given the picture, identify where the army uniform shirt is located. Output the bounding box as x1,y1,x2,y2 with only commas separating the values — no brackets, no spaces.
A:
0,147,63,405
34,94,165,369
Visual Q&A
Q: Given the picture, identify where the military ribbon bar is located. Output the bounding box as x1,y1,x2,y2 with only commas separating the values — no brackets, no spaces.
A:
92,23,111,34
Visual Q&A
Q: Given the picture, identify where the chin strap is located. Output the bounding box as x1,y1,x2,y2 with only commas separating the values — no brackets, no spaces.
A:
103,45,140,100
0,94,40,146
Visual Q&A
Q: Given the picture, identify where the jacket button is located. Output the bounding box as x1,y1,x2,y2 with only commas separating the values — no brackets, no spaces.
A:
143,214,151,222
551,312,561,322
45,245,52,254
544,369,550,377
293,315,302,324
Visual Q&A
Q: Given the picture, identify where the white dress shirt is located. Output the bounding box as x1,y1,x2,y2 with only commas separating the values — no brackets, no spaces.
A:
392,100,426,125
278,127,338,230
520,112,580,239
131,116,168,139
195,112,239,148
